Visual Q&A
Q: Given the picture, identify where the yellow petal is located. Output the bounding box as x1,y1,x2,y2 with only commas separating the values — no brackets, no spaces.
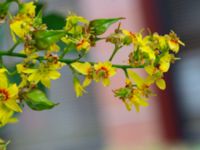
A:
156,78,166,90
0,77,8,88
23,68,37,73
83,77,92,87
71,62,91,75
73,77,86,97
133,103,140,112
123,100,132,111
140,46,155,60
41,78,51,88
28,72,40,83
5,99,22,112
8,84,18,98
144,65,154,75
168,40,179,53
21,2,36,17
109,68,116,77
10,19,30,38
102,78,110,87
49,71,61,80
128,70,144,88
145,76,155,86
8,117,18,124
159,62,170,73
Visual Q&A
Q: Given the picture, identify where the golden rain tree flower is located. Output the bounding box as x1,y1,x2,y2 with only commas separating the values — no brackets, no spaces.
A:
166,31,185,53
114,78,149,112
94,61,116,86
10,2,36,39
17,61,65,88
144,65,166,90
19,1,36,17
62,14,91,52
71,62,93,87
76,39,91,52
0,69,22,114
124,30,156,60
71,61,116,87
152,32,168,50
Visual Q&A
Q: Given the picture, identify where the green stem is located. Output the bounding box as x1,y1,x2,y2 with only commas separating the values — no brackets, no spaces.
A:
109,45,121,61
59,47,70,59
122,68,129,78
0,51,144,70
0,55,3,67
8,40,21,54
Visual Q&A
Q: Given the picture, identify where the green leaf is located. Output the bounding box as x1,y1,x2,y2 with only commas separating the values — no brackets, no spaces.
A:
0,2,9,24
43,13,66,30
89,17,124,35
34,9,43,25
34,30,66,50
25,89,58,111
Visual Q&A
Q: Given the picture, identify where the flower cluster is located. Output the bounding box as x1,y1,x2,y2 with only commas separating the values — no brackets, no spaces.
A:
114,31,184,111
0,0,184,132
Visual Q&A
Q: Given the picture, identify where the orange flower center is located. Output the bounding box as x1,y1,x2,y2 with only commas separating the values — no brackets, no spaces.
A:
0,88,9,101
96,67,109,78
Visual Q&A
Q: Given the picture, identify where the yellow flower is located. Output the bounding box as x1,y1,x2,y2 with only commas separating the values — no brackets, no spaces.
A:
122,29,136,41
144,66,166,90
76,39,91,51
49,43,60,52
166,31,185,53
130,32,155,60
114,77,149,112
94,61,116,86
72,61,116,87
20,2,36,17
64,14,89,34
71,62,93,87
10,2,36,39
10,16,31,39
129,89,149,112
0,75,22,113
21,62,65,88
153,33,168,50
159,53,173,73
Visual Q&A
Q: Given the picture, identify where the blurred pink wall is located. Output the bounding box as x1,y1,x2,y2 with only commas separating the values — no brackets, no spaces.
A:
78,0,164,149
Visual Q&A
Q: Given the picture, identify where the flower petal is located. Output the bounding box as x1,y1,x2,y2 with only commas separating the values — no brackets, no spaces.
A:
5,99,22,112
8,84,18,98
71,62,91,75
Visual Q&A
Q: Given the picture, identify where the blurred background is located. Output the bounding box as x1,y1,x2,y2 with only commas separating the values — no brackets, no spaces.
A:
0,0,200,149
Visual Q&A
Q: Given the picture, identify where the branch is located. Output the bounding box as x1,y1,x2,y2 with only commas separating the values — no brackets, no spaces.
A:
0,50,144,70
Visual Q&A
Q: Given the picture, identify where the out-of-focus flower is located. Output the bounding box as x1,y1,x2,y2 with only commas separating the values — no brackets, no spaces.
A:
166,31,185,53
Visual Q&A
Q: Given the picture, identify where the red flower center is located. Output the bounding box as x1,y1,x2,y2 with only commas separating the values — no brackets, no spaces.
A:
0,88,9,101
96,67,109,78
